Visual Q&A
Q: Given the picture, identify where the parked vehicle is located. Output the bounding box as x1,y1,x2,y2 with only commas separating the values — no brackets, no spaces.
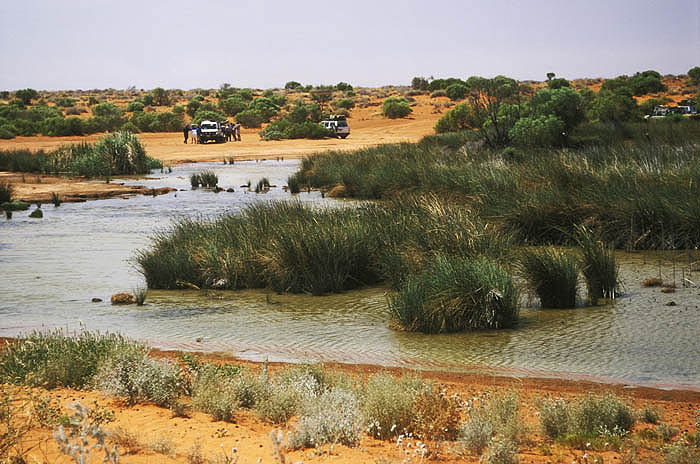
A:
199,120,227,143
321,116,350,139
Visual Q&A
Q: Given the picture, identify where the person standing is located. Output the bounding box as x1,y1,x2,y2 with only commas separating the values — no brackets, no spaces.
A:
234,123,241,141
196,125,202,144
183,125,189,144
190,125,198,144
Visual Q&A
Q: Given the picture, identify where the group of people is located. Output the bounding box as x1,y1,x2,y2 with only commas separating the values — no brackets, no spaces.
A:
184,124,201,144
182,122,241,144
223,122,242,142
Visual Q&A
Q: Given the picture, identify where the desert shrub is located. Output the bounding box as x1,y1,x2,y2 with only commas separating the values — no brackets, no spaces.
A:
150,87,170,106
412,76,429,91
0,329,140,389
390,255,519,333
509,115,565,147
382,97,412,119
285,81,302,90
248,97,280,121
287,387,361,449
518,247,580,308
54,97,75,107
64,106,87,116
434,102,482,132
94,345,181,407
547,78,570,89
638,405,661,424
15,88,38,105
663,441,700,464
446,83,468,101
0,182,12,203
254,369,320,424
192,108,226,125
191,366,240,422
235,109,263,128
43,116,85,136
538,393,634,441
333,98,355,110
482,437,520,464
689,66,700,85
126,101,144,112
0,125,15,139
361,373,430,440
459,414,494,455
219,96,247,116
412,388,461,441
431,89,447,98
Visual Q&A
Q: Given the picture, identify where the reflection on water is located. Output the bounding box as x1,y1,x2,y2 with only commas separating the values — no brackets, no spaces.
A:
1,160,699,389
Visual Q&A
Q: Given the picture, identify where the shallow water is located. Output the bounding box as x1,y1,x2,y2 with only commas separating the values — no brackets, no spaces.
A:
1,160,699,389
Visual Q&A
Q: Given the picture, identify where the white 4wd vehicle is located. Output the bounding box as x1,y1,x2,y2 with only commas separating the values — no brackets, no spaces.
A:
199,120,226,143
321,116,350,139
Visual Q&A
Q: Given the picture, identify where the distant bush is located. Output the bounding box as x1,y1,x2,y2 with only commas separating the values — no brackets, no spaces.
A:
411,76,429,91
430,89,447,98
192,109,226,125
689,66,700,85
235,109,263,128
15,88,39,105
335,82,353,92
127,101,145,112
55,97,75,107
285,81,302,90
150,88,170,106
333,98,355,110
446,83,469,101
427,77,466,92
434,102,482,132
248,97,280,121
185,99,201,117
64,106,87,116
382,96,412,118
0,125,15,139
547,78,570,89
172,104,184,115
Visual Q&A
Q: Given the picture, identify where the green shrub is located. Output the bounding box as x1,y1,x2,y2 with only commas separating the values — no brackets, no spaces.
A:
0,125,15,139
382,97,412,119
689,66,700,85
333,98,355,110
219,96,247,116
663,441,700,464
361,373,429,440
191,366,240,422
638,405,661,424
285,81,302,90
127,101,144,112
411,77,429,91
445,83,468,101
538,397,571,439
434,102,482,132
518,248,579,308
390,255,519,333
0,330,140,389
459,414,493,455
235,109,263,128
509,115,565,147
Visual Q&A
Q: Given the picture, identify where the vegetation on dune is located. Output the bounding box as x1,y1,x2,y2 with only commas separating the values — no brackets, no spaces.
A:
0,132,161,178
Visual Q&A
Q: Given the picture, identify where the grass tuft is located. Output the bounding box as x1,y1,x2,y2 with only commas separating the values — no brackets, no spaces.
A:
518,247,580,308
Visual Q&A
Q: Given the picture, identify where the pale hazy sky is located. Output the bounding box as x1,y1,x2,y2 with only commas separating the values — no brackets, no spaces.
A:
1,0,699,91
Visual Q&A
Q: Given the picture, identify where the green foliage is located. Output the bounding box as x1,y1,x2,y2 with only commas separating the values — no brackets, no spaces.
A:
15,88,39,105
192,109,226,125
602,71,666,97
190,170,218,188
411,76,429,91
284,81,302,89
382,96,412,118
468,75,522,147
191,366,240,422
0,329,141,389
149,87,170,106
538,393,634,441
509,115,565,147
335,82,353,92
186,98,201,117
574,224,618,304
446,83,469,101
127,101,145,112
333,97,355,110
689,66,700,85
235,109,263,128
428,77,466,91
91,102,124,130
390,255,519,333
248,97,280,121
527,87,585,132
547,78,570,89
591,90,639,122
361,373,428,439
55,97,76,107
663,441,700,464
518,248,579,308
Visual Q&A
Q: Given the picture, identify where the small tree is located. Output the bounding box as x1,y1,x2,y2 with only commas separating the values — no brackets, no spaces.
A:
219,96,247,116
445,83,469,101
15,88,39,105
547,78,570,89
411,76,429,91
285,81,302,90
688,66,700,85
336,82,353,92
235,109,263,128
546,72,556,81
150,87,170,106
467,76,522,147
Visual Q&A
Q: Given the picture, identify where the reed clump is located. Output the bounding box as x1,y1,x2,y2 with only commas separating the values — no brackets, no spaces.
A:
190,170,218,189
518,247,580,309
389,255,519,333
0,182,12,204
574,224,619,304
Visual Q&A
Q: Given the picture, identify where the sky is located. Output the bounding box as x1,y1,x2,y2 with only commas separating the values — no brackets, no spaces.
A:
1,0,699,91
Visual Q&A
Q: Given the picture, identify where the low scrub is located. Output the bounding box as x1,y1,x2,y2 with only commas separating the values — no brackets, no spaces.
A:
459,391,525,457
191,365,240,422
538,393,634,442
0,330,142,389
389,256,519,333
518,248,580,308
382,97,412,119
